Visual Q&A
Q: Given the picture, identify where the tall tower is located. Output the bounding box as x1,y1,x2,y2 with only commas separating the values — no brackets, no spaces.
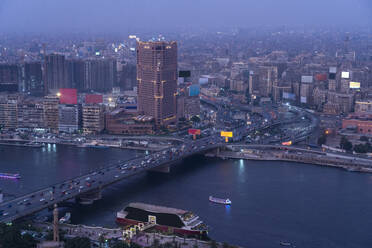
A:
44,54,67,92
137,41,178,127
53,204,59,242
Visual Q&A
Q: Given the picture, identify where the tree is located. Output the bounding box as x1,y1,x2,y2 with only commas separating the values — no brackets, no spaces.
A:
210,240,218,248
65,237,91,248
360,136,369,142
111,241,130,248
190,116,201,123
317,135,327,146
340,136,352,151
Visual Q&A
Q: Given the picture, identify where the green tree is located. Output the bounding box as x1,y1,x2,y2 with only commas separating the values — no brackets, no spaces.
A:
317,135,327,146
191,116,201,123
65,237,91,248
360,136,369,142
340,136,353,151
210,240,218,248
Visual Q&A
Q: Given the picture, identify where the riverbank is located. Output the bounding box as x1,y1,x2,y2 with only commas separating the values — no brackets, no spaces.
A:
208,150,372,173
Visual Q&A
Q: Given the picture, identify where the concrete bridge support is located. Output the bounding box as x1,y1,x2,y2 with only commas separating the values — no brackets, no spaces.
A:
78,187,102,205
149,164,170,173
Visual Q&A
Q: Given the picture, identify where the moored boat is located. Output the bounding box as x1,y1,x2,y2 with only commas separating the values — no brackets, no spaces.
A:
209,196,231,205
116,202,208,236
0,173,21,179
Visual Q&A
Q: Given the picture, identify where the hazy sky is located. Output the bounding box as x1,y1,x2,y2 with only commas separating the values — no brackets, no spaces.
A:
0,0,371,33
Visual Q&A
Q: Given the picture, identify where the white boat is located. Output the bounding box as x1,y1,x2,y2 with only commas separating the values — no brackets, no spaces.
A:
59,212,71,224
209,196,231,205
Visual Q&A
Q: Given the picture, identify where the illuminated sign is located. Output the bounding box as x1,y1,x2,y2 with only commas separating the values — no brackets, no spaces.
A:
282,141,292,146
341,71,350,79
349,82,360,89
220,131,233,137
188,129,201,135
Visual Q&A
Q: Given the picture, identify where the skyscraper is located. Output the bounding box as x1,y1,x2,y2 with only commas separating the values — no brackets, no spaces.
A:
0,64,20,92
44,54,67,92
24,62,43,94
137,41,178,127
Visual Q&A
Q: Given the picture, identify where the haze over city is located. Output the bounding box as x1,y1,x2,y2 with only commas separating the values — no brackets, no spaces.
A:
1,0,372,33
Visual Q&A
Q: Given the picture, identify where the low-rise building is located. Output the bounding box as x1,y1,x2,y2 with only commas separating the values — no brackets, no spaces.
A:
82,104,104,135
105,109,154,135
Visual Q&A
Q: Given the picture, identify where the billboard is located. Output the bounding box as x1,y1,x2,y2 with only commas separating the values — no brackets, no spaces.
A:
85,94,103,104
199,77,208,85
300,96,307,103
301,76,313,83
349,82,361,89
188,129,201,135
179,71,191,78
341,71,350,79
329,67,337,73
220,131,233,137
189,84,200,96
283,92,296,100
59,88,77,104
315,74,327,81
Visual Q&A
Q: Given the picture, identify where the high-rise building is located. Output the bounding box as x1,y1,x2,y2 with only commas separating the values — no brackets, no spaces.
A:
43,95,59,133
0,64,19,92
24,62,43,95
84,58,116,92
0,99,18,130
137,41,178,127
44,54,67,92
82,104,104,134
18,100,44,129
258,66,278,97
58,104,79,133
67,59,85,91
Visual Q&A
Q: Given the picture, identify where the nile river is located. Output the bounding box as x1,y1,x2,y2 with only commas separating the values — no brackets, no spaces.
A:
0,145,371,248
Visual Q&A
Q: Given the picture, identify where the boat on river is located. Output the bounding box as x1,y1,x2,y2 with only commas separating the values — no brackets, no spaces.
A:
209,196,231,205
0,173,21,179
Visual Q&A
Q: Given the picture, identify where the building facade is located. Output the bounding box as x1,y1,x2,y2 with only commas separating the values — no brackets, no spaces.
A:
137,41,178,127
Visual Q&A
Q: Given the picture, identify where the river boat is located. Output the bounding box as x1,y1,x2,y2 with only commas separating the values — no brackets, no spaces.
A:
116,202,208,236
209,196,231,205
59,212,71,224
0,173,21,179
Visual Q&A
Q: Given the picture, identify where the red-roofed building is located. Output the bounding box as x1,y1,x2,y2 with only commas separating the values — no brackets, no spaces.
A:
85,94,103,104
59,88,77,104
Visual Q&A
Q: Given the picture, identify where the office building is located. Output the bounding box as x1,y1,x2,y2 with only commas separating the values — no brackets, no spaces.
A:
45,54,67,92
0,64,19,92
58,104,79,133
24,62,43,94
137,41,178,127
43,95,59,133
0,99,18,129
84,58,117,92
18,100,44,129
82,104,104,134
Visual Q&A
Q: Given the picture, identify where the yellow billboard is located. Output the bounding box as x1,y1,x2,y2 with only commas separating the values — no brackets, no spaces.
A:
349,82,360,89
220,131,233,137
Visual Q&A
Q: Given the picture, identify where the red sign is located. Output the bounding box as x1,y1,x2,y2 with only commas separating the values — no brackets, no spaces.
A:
188,129,201,135
85,94,103,104
315,74,327,81
59,88,77,104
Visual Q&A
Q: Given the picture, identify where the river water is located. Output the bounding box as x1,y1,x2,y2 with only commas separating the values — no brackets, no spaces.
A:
0,145,371,248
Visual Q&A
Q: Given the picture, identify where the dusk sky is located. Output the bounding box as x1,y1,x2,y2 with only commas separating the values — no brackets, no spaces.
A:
0,0,371,33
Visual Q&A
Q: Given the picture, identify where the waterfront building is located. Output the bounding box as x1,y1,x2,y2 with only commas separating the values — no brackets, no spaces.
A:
105,109,154,135
342,114,372,134
17,100,44,129
43,96,59,133
137,41,178,127
82,104,104,134
0,99,18,129
58,104,79,133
